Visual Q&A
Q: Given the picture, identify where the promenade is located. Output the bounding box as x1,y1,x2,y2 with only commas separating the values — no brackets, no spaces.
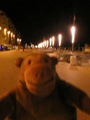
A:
0,49,90,120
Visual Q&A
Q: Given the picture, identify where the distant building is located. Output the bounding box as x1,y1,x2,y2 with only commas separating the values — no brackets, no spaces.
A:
0,10,21,46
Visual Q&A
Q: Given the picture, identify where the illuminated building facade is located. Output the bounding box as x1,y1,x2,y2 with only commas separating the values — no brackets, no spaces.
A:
0,10,21,46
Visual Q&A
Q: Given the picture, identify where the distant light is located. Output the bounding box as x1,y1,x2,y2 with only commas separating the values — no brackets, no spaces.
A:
19,39,22,42
13,34,15,38
35,45,37,48
4,28,7,32
17,38,19,41
8,31,10,34
11,33,13,38
4,28,7,36
50,38,52,46
42,42,44,47
47,40,48,48
52,36,55,46
8,31,10,37
58,34,62,46
38,43,43,48
71,26,75,43
0,27,1,30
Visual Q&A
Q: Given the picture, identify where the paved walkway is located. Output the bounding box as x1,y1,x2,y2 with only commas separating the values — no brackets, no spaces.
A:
56,62,90,120
0,50,90,119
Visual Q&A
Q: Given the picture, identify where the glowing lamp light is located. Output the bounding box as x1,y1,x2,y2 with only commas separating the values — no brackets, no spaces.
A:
50,38,52,46
38,43,43,48
8,31,10,37
4,28,7,36
0,27,1,30
52,36,55,46
71,26,75,43
4,28,7,32
17,38,19,41
13,34,15,38
58,34,62,46
47,40,48,48
35,45,37,48
8,31,10,34
20,39,22,42
43,42,44,47
11,33,13,38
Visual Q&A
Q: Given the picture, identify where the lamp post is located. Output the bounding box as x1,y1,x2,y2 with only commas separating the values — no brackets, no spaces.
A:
4,28,7,36
46,40,48,48
4,28,7,44
38,43,43,48
58,34,62,51
71,26,75,52
17,38,21,49
8,31,10,37
50,38,52,47
13,34,15,45
8,31,10,44
52,36,55,46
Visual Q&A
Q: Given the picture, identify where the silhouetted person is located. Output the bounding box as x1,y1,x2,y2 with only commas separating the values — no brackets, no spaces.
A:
23,46,24,51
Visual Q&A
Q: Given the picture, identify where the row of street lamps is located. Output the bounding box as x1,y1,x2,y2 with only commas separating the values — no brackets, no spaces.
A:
0,26,15,45
0,26,22,46
0,27,15,39
38,26,75,52
17,38,22,46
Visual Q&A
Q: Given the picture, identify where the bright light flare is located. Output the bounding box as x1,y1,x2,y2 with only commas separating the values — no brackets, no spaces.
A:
11,33,13,38
50,38,52,46
47,40,48,48
71,26,75,43
52,36,55,46
4,28,7,36
0,27,1,30
19,39,22,42
17,38,19,41
35,45,37,48
58,34,62,46
38,43,43,48
8,31,10,34
13,34,15,38
42,42,44,47
8,31,10,37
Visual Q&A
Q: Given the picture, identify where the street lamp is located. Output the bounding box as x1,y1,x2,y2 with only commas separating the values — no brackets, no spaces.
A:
7,31,10,37
58,34,62,51
44,41,46,48
71,26,75,52
17,38,22,49
19,39,22,43
7,31,10,44
4,28,7,36
13,34,15,38
58,34,62,46
52,36,55,46
38,43,43,48
46,40,48,48
11,33,13,40
50,38,52,47
42,42,44,48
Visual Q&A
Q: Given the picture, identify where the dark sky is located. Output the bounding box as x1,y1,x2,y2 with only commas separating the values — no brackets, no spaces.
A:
0,0,90,47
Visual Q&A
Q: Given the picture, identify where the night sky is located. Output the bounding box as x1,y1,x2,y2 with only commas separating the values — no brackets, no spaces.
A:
0,0,90,47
